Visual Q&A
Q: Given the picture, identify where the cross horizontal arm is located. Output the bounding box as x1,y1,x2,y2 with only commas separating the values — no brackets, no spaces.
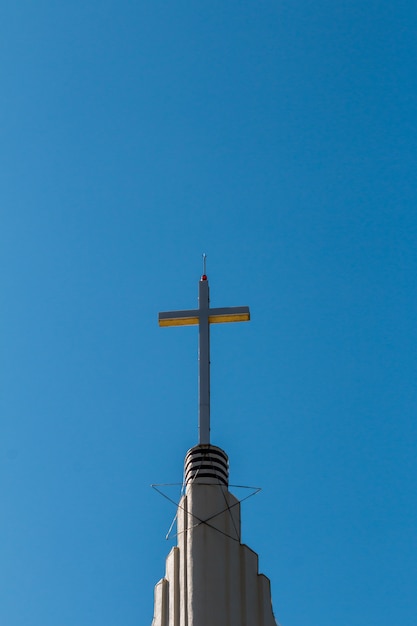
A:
208,306,250,324
159,306,250,327
159,309,199,327
158,306,250,326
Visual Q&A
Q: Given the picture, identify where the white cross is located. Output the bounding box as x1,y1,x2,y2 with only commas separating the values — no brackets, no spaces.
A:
158,268,250,445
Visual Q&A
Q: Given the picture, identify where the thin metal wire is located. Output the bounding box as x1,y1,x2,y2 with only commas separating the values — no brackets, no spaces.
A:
151,482,261,542
165,512,178,541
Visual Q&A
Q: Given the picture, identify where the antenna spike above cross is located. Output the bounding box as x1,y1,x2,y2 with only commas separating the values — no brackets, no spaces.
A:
158,268,250,445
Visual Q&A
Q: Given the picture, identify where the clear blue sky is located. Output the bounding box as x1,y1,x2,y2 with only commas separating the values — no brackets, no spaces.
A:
1,2,416,625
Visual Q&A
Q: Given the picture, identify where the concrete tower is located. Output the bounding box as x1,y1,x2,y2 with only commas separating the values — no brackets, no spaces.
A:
152,265,278,626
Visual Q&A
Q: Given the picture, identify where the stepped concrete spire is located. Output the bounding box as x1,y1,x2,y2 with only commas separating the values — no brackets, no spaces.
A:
153,267,278,626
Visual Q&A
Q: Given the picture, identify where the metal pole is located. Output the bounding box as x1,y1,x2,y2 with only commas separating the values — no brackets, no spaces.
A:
198,277,210,444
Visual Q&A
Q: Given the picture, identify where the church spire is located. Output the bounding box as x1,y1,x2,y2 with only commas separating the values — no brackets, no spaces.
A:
152,265,278,626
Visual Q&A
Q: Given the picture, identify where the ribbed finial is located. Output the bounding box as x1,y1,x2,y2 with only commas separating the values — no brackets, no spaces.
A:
184,445,229,486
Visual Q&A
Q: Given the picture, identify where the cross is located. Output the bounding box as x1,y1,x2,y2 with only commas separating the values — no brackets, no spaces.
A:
158,262,250,445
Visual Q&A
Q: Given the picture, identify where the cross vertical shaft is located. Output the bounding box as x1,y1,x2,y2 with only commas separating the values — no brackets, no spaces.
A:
198,278,210,444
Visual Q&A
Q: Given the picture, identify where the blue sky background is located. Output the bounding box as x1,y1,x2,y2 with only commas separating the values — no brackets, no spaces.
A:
1,2,416,625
